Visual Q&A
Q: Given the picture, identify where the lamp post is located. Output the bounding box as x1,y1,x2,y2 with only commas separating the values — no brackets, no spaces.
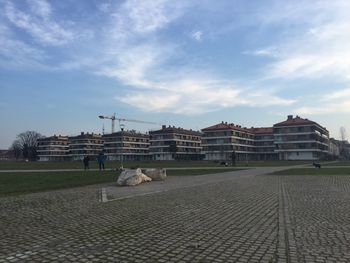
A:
120,123,125,169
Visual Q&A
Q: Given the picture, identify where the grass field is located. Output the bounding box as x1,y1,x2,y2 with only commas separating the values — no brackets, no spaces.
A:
0,168,241,197
269,167,350,176
0,160,309,170
322,161,350,166
0,171,116,197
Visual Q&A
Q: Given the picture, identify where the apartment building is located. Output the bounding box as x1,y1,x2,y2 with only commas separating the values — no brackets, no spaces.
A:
35,115,336,162
249,127,277,161
69,132,103,161
201,122,256,161
149,125,202,161
102,130,151,161
273,115,329,160
0,150,14,161
37,135,70,161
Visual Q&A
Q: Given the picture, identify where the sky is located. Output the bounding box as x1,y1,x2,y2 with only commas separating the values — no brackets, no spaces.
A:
1,0,350,148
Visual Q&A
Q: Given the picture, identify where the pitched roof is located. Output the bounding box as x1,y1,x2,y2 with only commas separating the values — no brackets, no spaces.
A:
201,122,251,133
274,115,316,127
68,132,102,139
102,130,148,138
150,126,201,136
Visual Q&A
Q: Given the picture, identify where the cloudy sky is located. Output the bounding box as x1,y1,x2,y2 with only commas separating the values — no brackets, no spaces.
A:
1,0,350,148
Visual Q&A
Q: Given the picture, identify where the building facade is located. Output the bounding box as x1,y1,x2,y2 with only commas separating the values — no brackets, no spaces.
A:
149,125,203,161
201,123,278,161
274,115,329,160
37,135,70,161
249,127,277,161
201,122,256,161
0,150,14,161
35,115,336,162
69,132,103,161
102,130,151,161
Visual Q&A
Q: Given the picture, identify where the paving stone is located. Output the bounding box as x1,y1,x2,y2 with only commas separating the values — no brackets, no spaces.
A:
2,169,350,262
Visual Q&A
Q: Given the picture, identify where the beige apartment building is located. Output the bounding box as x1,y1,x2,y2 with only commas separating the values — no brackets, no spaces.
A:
201,122,252,161
37,135,70,161
203,116,331,161
249,127,277,161
273,115,329,160
36,115,336,162
201,122,276,161
102,130,151,161
69,132,103,161
149,125,202,161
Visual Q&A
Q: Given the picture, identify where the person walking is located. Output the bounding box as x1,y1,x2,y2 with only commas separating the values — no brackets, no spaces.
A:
83,155,90,170
97,152,106,171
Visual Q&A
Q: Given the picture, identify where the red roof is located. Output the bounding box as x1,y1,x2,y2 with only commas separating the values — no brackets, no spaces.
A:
274,115,316,127
150,126,201,136
202,123,275,134
202,122,251,133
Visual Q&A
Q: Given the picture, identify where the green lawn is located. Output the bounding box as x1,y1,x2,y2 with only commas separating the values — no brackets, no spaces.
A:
0,160,309,170
0,171,117,197
269,167,350,176
0,160,223,170
323,161,350,166
0,168,242,197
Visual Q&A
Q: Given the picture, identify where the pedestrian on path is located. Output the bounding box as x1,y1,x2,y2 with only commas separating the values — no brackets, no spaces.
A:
83,155,90,170
97,152,107,171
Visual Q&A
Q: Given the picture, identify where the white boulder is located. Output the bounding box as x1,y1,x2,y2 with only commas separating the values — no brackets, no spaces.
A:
144,168,167,181
117,168,152,186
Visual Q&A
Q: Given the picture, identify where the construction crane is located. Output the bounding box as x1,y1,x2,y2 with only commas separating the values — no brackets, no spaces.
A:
98,113,159,133
98,113,160,169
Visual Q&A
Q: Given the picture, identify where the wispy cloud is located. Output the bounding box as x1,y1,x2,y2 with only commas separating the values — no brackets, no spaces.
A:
321,88,350,101
191,30,203,41
296,102,350,115
294,87,350,115
109,0,188,39
117,77,295,114
249,0,350,81
0,0,298,115
0,24,47,68
4,0,73,46
95,1,293,114
243,47,278,57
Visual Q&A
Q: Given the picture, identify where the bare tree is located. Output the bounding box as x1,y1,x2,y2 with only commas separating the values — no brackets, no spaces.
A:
340,126,347,141
10,131,43,161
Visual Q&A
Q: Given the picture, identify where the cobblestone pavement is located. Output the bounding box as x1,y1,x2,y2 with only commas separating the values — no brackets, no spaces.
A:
1,169,350,262
279,175,350,263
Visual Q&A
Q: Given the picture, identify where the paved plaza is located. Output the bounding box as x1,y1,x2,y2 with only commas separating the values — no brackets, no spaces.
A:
1,168,350,262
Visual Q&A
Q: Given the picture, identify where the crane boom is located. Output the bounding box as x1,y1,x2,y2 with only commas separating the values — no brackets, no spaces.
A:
117,118,159,125
98,113,160,134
